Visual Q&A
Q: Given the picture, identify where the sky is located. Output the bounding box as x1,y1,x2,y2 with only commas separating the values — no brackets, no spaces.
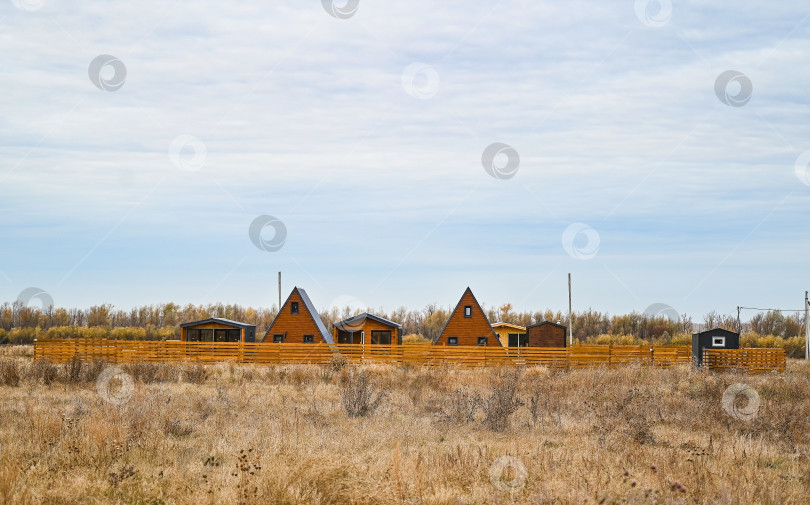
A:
1,0,809,320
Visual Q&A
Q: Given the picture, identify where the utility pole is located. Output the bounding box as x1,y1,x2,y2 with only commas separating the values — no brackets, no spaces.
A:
805,291,809,360
737,306,741,333
278,272,282,311
568,273,573,346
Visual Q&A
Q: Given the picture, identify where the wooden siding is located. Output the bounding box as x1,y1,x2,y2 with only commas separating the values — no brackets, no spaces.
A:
181,322,245,342
436,288,501,346
265,290,327,344
333,318,397,344
527,324,566,347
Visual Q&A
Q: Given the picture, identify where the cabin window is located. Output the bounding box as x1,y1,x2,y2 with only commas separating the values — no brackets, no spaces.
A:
272,334,284,343
198,329,214,342
464,305,472,318
447,337,459,346
291,302,299,314
478,336,488,346
187,329,200,341
371,330,391,345
712,336,725,347
303,334,315,343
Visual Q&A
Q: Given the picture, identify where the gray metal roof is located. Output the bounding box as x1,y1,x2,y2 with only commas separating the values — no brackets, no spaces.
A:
526,321,567,330
333,312,402,331
180,317,256,329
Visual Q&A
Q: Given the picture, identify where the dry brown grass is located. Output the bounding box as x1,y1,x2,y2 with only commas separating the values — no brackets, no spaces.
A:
0,345,809,504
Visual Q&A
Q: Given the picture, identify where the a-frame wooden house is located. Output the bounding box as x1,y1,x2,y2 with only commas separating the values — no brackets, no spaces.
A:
434,287,501,346
261,287,333,344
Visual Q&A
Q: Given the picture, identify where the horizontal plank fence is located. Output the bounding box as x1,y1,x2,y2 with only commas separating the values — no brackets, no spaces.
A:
31,340,785,372
30,339,706,369
703,348,786,374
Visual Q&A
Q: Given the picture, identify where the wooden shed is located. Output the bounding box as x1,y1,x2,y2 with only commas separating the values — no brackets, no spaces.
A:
692,328,740,366
261,287,333,344
491,322,527,347
435,287,501,346
180,318,256,343
525,321,567,347
333,313,402,345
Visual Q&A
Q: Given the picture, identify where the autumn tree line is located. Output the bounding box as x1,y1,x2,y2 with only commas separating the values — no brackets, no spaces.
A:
0,299,806,356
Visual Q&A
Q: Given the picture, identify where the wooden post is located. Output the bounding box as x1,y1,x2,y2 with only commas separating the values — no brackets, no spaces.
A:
568,273,573,346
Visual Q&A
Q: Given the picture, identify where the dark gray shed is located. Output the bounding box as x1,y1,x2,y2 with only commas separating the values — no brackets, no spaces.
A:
692,328,740,366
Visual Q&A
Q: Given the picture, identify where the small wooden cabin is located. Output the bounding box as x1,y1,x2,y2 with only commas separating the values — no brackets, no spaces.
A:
435,287,501,346
261,287,333,344
333,313,403,345
491,322,527,347
692,328,740,366
180,318,256,343
525,321,567,347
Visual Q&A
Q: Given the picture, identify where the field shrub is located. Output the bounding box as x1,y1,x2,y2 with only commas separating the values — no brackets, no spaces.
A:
339,367,386,417
29,358,58,385
482,370,524,432
0,359,21,386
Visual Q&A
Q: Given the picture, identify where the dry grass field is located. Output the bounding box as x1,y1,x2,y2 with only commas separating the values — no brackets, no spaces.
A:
0,345,808,504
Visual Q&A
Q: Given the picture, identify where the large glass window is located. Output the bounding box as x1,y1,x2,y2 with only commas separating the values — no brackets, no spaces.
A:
199,329,214,342
187,329,200,341
226,329,241,342
508,333,527,347
370,330,391,345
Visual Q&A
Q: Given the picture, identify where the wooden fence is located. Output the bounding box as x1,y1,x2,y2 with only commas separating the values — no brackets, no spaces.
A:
32,339,699,369
703,348,786,374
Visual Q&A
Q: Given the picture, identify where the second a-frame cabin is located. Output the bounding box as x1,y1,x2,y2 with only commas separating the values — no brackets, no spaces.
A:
261,287,333,344
434,287,501,346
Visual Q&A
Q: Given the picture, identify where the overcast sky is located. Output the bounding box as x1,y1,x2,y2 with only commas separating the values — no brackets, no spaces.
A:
2,1,809,319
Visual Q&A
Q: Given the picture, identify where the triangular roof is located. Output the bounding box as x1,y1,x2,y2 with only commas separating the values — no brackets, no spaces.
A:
434,287,500,344
262,287,333,344
333,312,402,331
180,317,256,329
526,321,567,330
